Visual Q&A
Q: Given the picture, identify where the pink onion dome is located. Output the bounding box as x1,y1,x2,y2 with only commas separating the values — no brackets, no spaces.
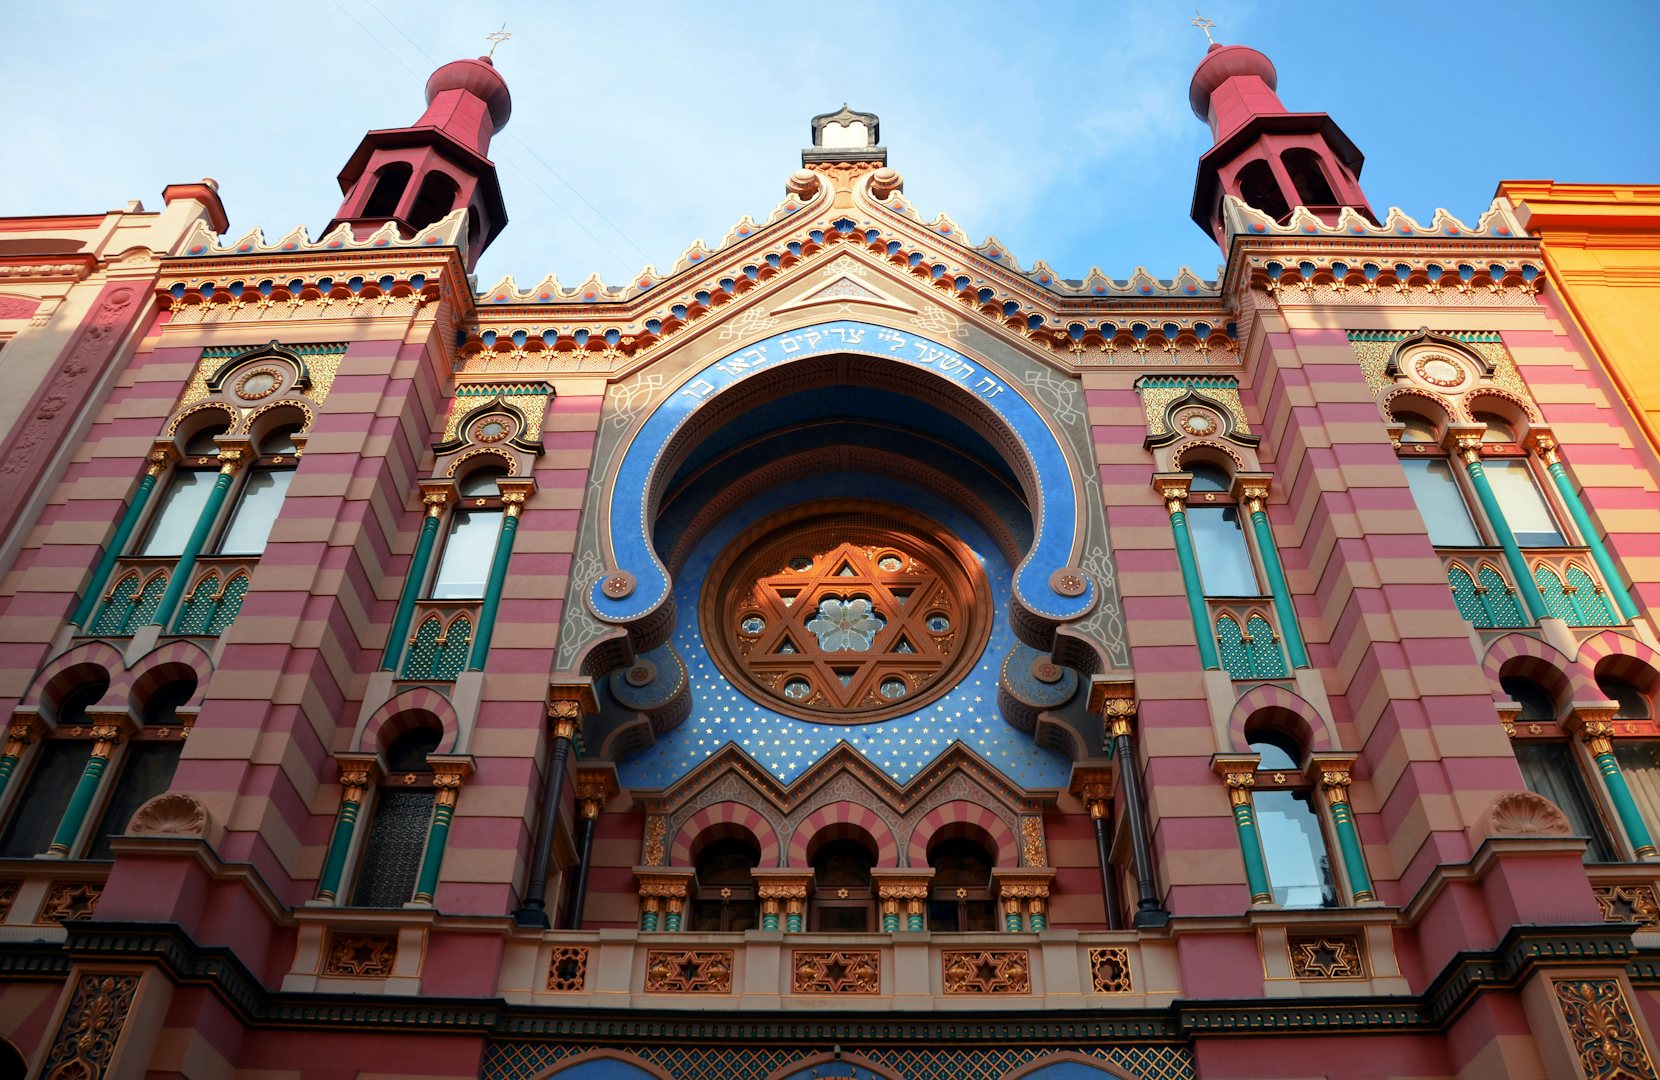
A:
425,56,513,134
1188,43,1278,123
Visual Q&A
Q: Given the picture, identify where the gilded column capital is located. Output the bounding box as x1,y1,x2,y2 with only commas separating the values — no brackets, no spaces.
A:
1525,429,1560,464
1069,765,1116,819
1449,428,1485,463
1088,680,1138,739
575,766,620,820
1213,754,1260,806
871,868,934,900
993,869,1055,900
498,477,536,518
634,869,695,900
147,440,181,476
427,754,474,807
417,479,454,516
1307,753,1359,804
1232,472,1273,513
335,753,381,803
547,681,599,741
1151,474,1191,516
215,439,254,474
751,868,814,901
1567,705,1620,754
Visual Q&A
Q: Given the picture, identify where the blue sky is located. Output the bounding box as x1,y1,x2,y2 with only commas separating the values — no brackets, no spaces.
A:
4,3,1656,288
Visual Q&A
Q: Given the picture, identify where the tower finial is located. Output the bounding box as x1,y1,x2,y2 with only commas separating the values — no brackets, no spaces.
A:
486,23,512,59
1190,10,1217,46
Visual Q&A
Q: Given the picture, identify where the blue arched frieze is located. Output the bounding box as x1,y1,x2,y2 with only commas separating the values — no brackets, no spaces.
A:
588,320,1094,629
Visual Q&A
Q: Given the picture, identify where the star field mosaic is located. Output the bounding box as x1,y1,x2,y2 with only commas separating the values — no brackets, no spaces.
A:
616,475,1071,790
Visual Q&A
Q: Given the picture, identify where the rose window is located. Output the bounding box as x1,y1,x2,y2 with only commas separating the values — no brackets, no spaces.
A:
701,502,992,723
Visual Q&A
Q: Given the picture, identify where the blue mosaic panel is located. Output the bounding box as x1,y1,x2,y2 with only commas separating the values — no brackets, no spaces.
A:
617,476,1068,789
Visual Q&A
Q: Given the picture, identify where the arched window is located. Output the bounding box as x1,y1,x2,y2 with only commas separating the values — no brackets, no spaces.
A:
1601,676,1651,721
87,680,191,858
1185,463,1259,596
689,836,760,932
0,1036,27,1080
429,468,506,600
216,423,299,555
1246,729,1336,907
926,836,997,931
811,837,875,932
363,162,412,218
352,728,442,907
138,423,228,556
1236,159,1290,220
0,679,106,857
1502,675,1556,722
1473,413,1565,547
1502,676,1614,861
408,172,460,231
1604,675,1660,842
1394,410,1481,547
1281,148,1338,206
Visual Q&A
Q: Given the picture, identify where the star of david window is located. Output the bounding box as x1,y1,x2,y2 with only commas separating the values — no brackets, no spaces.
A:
701,502,992,723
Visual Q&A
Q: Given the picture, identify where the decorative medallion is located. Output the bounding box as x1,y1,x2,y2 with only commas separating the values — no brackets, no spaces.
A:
1593,884,1660,928
39,882,102,922
942,949,1031,994
701,501,991,723
1048,568,1090,598
547,946,589,992
1089,947,1133,993
602,571,636,599
233,367,283,401
470,414,513,443
1174,407,1220,437
792,949,880,994
41,973,140,1080
1411,352,1467,389
1553,978,1660,1080
645,948,734,993
1286,933,1366,980
321,931,398,977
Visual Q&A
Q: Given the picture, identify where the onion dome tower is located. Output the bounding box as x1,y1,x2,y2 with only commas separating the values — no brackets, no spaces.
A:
328,55,512,270
1188,40,1373,245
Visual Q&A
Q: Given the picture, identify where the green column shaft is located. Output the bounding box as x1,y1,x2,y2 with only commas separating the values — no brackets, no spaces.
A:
0,752,20,804
467,512,520,670
641,909,660,932
1249,508,1309,668
1463,458,1548,621
316,799,363,901
881,911,899,932
1029,910,1047,931
1230,798,1273,905
72,473,157,628
1596,750,1658,858
48,754,110,855
664,909,682,932
412,800,456,904
1547,460,1639,620
785,911,803,933
382,513,444,671
1327,799,1375,901
1004,909,1023,933
906,911,924,931
762,911,780,931
1170,510,1221,669
153,470,236,629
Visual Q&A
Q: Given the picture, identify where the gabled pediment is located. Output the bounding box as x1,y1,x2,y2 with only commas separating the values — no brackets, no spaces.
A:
771,258,917,316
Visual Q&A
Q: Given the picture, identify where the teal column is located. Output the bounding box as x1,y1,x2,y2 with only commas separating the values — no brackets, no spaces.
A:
153,459,241,629
784,910,803,933
317,768,370,901
663,907,683,932
0,726,33,804
1223,775,1273,905
466,506,521,671
1246,494,1309,668
906,910,924,931
1321,775,1375,902
640,908,660,932
382,500,447,671
1167,500,1221,670
412,777,460,905
71,468,160,628
48,729,121,855
1586,727,1658,858
761,910,780,931
1003,904,1023,933
1461,452,1548,621
1028,908,1047,932
881,910,900,932
1545,456,1639,620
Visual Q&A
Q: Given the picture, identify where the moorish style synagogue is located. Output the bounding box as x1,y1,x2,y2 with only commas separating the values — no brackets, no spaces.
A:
1,28,1659,1080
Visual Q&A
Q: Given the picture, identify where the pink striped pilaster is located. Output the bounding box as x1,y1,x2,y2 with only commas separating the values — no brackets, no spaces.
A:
358,686,461,754
1226,684,1334,755
786,801,899,868
904,800,1018,868
669,801,781,868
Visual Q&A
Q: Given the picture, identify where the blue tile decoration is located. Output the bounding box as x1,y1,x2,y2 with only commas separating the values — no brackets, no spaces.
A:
616,474,1069,790
591,320,1092,626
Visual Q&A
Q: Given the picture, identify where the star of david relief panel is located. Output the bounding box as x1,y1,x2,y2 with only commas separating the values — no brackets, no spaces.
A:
553,264,1128,793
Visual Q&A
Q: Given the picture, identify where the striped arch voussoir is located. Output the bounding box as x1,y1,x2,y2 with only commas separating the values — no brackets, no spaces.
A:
787,801,899,868
1576,631,1660,690
126,639,214,713
22,640,129,719
1481,633,1584,705
669,801,782,868
906,799,1019,868
1227,684,1334,755
357,687,461,755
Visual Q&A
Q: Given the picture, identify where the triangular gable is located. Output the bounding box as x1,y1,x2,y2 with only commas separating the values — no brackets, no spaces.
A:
771,258,918,316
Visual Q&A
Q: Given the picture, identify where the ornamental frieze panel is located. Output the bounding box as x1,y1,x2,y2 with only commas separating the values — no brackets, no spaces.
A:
942,949,1031,994
42,973,140,1080
644,948,734,994
792,949,880,994
1552,978,1660,1080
